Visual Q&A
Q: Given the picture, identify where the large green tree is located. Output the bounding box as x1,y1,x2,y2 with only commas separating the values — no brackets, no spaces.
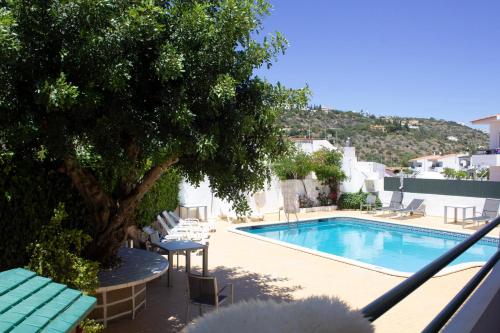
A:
0,0,308,265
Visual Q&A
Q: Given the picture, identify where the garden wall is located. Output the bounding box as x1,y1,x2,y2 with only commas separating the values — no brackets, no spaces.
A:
384,177,500,198
381,177,500,217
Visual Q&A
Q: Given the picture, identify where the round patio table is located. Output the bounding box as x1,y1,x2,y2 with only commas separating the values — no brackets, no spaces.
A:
90,247,169,326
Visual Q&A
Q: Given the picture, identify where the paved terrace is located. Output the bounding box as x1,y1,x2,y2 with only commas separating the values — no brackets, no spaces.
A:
106,211,500,333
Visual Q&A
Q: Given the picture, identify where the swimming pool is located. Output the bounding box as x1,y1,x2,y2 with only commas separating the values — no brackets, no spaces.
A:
233,217,499,276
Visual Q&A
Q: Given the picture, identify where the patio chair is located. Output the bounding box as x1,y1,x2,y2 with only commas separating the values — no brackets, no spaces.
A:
378,191,404,213
392,199,426,216
360,194,377,213
463,198,500,226
186,274,234,323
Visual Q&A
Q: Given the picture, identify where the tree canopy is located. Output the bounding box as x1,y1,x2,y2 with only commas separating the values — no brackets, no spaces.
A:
0,0,308,265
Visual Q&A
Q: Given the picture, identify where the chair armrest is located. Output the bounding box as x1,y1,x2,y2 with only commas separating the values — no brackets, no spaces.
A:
218,283,234,303
183,218,200,223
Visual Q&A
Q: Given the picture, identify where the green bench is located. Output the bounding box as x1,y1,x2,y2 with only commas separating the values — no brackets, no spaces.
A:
0,268,96,333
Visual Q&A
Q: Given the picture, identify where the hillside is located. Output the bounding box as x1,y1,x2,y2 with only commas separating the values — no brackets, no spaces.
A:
280,107,488,166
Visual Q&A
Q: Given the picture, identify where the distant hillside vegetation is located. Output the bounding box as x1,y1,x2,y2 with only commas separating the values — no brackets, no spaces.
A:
280,106,488,166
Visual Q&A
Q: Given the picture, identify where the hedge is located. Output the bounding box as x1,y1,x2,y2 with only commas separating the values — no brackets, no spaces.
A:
337,191,382,210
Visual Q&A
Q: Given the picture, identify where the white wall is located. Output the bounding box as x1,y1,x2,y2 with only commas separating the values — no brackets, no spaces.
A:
178,176,295,218
488,122,500,150
471,154,500,168
379,190,488,218
490,166,500,182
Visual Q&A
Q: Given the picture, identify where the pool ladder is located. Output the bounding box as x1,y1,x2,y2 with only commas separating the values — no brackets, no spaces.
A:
285,211,299,226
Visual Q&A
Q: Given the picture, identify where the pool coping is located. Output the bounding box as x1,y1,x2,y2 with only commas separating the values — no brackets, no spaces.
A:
228,216,499,278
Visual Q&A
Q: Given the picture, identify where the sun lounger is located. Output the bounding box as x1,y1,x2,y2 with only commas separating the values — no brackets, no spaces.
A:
169,211,216,232
161,212,210,235
463,198,500,226
378,191,403,213
156,215,210,242
392,199,425,216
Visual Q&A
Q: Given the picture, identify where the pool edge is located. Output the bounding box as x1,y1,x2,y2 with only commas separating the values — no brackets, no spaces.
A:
228,217,494,278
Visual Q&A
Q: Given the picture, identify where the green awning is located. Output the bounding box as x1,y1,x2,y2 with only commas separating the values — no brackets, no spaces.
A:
0,268,96,333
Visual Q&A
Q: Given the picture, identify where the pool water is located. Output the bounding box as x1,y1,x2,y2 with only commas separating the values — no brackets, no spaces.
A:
238,218,498,274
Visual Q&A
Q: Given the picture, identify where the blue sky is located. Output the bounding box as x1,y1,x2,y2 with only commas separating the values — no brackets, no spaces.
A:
255,0,500,125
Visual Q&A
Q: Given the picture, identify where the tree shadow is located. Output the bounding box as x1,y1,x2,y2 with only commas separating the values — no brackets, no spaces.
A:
104,265,302,333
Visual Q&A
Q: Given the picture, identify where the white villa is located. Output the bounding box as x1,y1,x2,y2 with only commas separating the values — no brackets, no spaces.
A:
471,114,500,181
409,153,469,174
289,137,336,154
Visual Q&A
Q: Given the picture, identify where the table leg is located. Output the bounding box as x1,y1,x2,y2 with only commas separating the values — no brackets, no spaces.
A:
186,250,191,274
167,250,173,287
204,206,208,222
444,207,447,224
202,247,208,276
454,207,457,222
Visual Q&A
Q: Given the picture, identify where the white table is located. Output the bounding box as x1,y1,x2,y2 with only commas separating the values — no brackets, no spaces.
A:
444,205,476,228
179,203,208,221
152,240,208,287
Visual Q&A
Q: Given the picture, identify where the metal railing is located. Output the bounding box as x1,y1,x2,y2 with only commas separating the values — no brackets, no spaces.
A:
362,216,500,330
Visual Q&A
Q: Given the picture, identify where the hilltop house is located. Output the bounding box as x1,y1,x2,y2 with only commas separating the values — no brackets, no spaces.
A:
409,153,470,173
290,137,337,154
471,114,500,181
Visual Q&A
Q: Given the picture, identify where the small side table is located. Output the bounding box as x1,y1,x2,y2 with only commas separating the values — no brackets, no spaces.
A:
152,240,208,287
179,203,208,221
444,205,476,228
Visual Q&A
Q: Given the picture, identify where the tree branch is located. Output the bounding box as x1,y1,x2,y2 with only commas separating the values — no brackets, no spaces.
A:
118,156,179,220
59,156,113,227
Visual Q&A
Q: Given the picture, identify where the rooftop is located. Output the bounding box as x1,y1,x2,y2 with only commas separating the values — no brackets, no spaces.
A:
409,153,467,161
471,114,500,125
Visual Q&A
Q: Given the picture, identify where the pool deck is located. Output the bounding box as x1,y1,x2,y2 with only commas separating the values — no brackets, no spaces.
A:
105,211,499,333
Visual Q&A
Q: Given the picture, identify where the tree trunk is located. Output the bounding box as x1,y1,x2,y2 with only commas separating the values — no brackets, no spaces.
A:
60,156,178,267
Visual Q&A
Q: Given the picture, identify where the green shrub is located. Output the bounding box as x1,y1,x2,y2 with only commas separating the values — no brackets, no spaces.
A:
316,192,333,206
299,194,314,208
273,150,315,180
337,191,382,210
80,319,104,333
27,204,99,294
135,169,181,227
0,151,91,270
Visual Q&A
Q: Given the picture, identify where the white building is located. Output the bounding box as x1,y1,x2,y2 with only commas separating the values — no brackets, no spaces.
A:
340,146,385,193
178,139,338,219
471,114,500,181
409,153,469,174
290,138,336,154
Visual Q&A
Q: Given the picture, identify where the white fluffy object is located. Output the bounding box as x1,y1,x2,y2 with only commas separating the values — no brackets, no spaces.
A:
182,296,374,333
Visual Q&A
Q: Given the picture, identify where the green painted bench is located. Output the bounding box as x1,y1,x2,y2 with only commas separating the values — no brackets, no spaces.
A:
0,268,96,333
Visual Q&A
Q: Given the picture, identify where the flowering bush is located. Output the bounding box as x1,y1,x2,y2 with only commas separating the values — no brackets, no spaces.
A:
299,194,315,208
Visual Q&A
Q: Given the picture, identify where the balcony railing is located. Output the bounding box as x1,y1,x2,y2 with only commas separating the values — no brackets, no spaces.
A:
361,216,500,331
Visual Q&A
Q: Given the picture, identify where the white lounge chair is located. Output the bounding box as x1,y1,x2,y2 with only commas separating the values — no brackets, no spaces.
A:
168,211,216,232
158,214,210,243
161,212,211,235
